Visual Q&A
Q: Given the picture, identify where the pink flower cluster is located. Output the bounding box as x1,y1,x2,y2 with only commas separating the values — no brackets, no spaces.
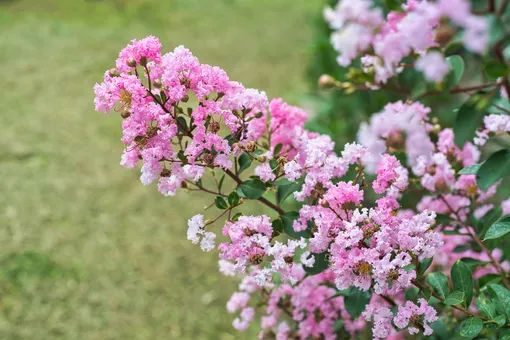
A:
475,113,510,145
325,0,488,83
94,37,268,196
358,100,433,172
227,270,366,339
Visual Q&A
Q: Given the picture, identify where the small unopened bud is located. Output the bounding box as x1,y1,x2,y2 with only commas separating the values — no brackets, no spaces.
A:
244,229,257,237
433,124,441,133
254,112,264,119
108,68,120,77
435,179,449,192
180,77,191,88
320,200,330,208
250,253,264,265
318,74,339,89
126,58,137,68
203,153,215,166
277,156,287,167
256,155,267,163
153,79,162,88
386,131,405,149
204,219,213,225
209,121,220,134
139,56,148,67
181,94,189,103
160,168,171,177
284,256,294,264
245,141,257,153
435,24,456,47
121,110,131,119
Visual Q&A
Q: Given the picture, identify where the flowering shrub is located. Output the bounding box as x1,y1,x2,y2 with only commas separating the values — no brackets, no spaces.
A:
94,0,510,338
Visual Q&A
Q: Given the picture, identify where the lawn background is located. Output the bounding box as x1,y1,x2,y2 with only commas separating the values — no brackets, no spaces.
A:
0,0,324,338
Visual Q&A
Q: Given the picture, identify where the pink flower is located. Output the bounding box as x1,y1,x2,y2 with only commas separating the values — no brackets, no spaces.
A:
373,155,409,195
416,52,449,82
116,36,162,72
394,299,437,336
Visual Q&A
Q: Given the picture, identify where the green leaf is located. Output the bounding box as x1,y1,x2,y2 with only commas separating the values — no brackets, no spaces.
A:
276,181,301,204
328,288,351,300
445,55,465,88
417,286,432,300
488,284,510,319
304,252,330,275
426,272,450,299
451,260,474,308
281,212,311,239
176,116,188,133
460,258,491,270
231,212,242,222
271,218,283,236
478,274,502,289
418,257,433,278
218,174,225,192
444,290,464,305
214,196,228,210
332,319,344,333
459,317,483,337
411,82,427,100
237,153,252,174
479,206,503,237
483,215,510,241
435,214,454,226
344,288,372,319
477,149,510,191
273,143,283,157
177,150,187,163
453,92,495,148
459,164,481,175
384,0,403,11
475,293,496,320
483,60,509,79
488,15,505,47
237,179,266,200
405,286,419,301
227,191,240,207
494,314,506,327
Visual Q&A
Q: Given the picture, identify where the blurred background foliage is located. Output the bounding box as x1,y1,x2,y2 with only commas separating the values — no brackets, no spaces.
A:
0,0,323,338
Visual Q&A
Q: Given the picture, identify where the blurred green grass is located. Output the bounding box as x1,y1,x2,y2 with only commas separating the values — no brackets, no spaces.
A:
0,0,323,338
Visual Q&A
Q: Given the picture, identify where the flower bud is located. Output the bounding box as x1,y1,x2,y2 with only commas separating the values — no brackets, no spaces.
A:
256,155,267,163
245,141,257,153
121,110,131,119
181,94,189,103
126,58,137,68
435,24,456,47
153,79,162,88
434,179,449,192
209,121,220,134
254,112,264,119
160,168,171,177
250,253,264,265
139,56,148,67
318,74,339,89
108,68,120,77
433,124,441,134
203,153,215,166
